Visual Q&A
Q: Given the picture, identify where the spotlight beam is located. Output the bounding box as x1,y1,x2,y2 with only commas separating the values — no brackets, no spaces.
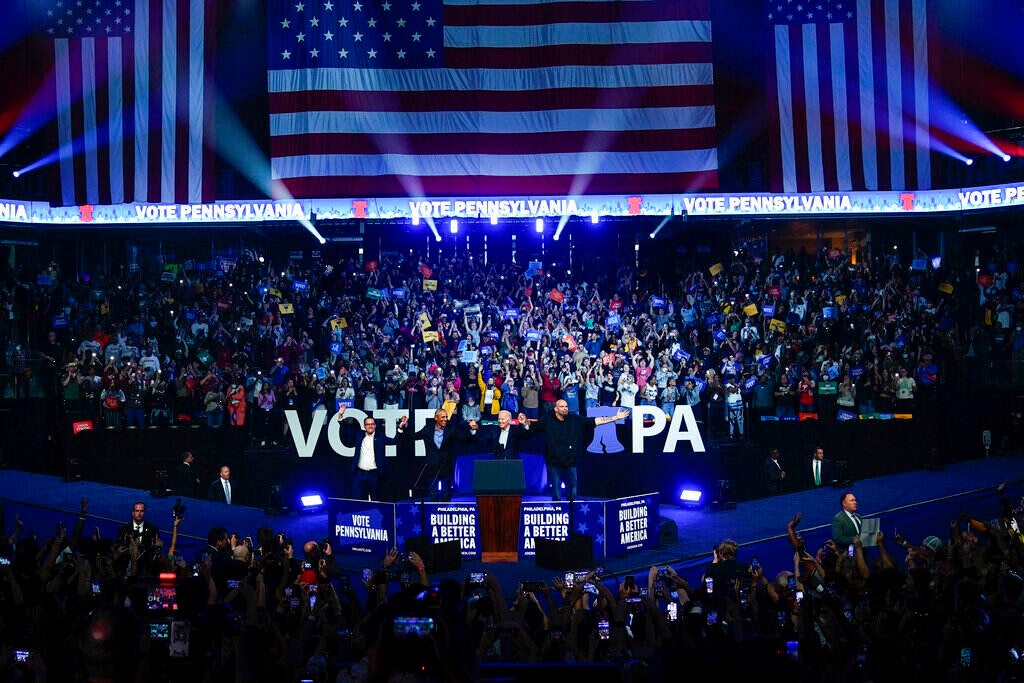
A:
648,215,672,239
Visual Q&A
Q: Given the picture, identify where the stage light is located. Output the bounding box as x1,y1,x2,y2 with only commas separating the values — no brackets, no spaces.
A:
490,214,498,225
11,170,20,179
412,214,420,226
965,158,974,166
679,489,702,504
300,493,324,509
535,218,544,233
449,219,458,234
931,256,942,269
591,212,599,224
1002,153,1012,162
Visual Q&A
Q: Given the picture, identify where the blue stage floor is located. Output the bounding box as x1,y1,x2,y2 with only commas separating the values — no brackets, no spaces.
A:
3,452,1024,597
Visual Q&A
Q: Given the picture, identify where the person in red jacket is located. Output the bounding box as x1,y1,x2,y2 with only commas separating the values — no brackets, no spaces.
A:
540,366,561,415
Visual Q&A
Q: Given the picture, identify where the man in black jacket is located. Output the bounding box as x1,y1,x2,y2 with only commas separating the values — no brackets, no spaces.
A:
337,405,405,501
174,450,200,498
400,408,474,502
485,410,532,460
116,501,160,574
530,401,629,500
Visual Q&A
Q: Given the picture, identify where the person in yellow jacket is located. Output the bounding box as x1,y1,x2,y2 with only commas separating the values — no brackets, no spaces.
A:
478,372,502,423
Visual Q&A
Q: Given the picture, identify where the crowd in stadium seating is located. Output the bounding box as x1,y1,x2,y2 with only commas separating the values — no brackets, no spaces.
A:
2,486,1023,681
2,236,1012,442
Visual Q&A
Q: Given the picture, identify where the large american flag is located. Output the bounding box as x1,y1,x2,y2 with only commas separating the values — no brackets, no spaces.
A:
767,0,932,193
45,0,217,207
267,0,718,198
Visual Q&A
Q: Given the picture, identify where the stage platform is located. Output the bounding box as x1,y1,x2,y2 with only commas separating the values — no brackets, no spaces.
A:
3,452,1024,599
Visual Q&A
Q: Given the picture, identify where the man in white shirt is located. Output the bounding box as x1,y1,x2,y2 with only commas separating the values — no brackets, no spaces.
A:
337,406,406,501
486,410,531,460
116,501,160,558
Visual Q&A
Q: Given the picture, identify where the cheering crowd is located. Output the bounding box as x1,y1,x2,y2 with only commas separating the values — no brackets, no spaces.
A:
3,484,1024,681
1,234,1013,443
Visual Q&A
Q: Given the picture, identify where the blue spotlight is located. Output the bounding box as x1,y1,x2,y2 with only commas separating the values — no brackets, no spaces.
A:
965,158,974,166
11,170,20,179
679,489,703,506
300,493,324,511
449,219,458,234
1002,153,1012,162
490,214,498,225
535,218,544,233
590,212,599,224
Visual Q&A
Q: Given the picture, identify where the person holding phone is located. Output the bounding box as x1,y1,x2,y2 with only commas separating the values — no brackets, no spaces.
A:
701,539,746,604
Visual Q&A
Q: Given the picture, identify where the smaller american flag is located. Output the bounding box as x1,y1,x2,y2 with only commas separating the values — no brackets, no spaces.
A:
766,0,932,192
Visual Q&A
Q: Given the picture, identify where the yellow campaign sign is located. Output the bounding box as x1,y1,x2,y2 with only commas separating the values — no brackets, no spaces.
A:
330,318,347,330
834,295,847,306
743,303,758,317
708,263,723,276
268,288,283,298
768,318,787,333
278,303,294,315
418,312,432,328
423,279,438,291
422,330,439,342
938,282,954,294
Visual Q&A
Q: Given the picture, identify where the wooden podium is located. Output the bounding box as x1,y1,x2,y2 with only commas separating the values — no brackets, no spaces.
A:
473,460,525,563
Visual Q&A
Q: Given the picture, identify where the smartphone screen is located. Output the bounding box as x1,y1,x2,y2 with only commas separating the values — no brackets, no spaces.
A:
470,572,486,585
362,567,373,583
91,580,101,594
707,610,718,625
705,576,714,594
15,650,29,663
848,544,855,557
393,616,436,637
227,579,240,590
563,571,574,588
667,602,678,622
961,647,972,668
149,622,170,640
598,619,610,640
786,640,799,661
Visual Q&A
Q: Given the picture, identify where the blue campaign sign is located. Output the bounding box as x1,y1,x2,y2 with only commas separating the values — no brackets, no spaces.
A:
605,313,621,329
52,315,69,329
328,498,397,557
525,330,543,342
713,328,727,342
391,288,406,299
705,312,722,326
672,348,690,363
822,306,837,319
504,308,520,319
395,501,481,559
762,304,775,317
519,501,570,558
329,341,343,355
849,365,865,380
457,340,469,352
604,493,659,556
758,355,772,369
293,279,309,293
743,376,758,392
650,295,667,308
837,409,859,421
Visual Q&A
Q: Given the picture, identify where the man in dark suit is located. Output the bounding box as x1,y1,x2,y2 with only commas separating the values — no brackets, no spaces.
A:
116,501,160,574
485,410,532,460
806,446,833,489
174,450,200,498
400,408,474,502
764,448,786,495
337,405,404,501
207,465,236,504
